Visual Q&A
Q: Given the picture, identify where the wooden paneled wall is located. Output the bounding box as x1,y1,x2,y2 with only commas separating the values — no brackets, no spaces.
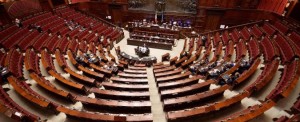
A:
0,4,11,26
198,0,259,9
257,0,288,15
72,0,283,32
0,0,291,32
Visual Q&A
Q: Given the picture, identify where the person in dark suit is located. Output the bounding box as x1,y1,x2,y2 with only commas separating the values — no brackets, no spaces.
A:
201,35,207,46
36,25,42,33
15,18,23,28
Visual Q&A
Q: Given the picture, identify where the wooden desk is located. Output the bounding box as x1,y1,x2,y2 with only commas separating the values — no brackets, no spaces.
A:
74,95,151,110
133,27,180,39
246,59,279,92
64,68,96,86
162,53,170,61
41,50,54,71
166,90,249,121
167,105,214,121
213,91,249,110
154,65,176,73
156,71,191,83
220,100,275,122
220,60,241,76
90,88,150,100
132,30,177,39
158,75,203,90
153,62,163,66
170,56,178,65
124,69,147,74
236,58,261,84
55,50,67,68
128,66,147,70
127,38,173,50
267,60,300,100
130,34,175,45
161,79,215,99
153,64,170,70
102,82,149,91
119,60,128,68
175,56,188,67
111,77,148,84
0,84,40,122
155,68,183,77
163,85,230,111
89,64,112,77
25,49,40,74
7,76,51,108
181,56,197,69
118,72,148,78
134,63,146,67
30,73,70,99
78,65,104,80
67,50,78,67
48,70,87,93
120,52,157,65
56,106,152,122
225,41,234,59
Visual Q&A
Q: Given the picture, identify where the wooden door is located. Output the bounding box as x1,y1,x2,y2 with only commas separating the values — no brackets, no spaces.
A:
109,4,123,26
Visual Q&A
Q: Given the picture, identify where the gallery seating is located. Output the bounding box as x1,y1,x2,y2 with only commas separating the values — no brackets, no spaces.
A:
251,24,264,39
236,40,246,60
274,21,290,34
240,26,252,41
260,37,278,62
5,49,24,79
158,75,203,90
24,49,41,75
247,38,260,59
267,60,300,101
273,34,295,64
246,59,279,92
0,85,40,122
217,100,275,122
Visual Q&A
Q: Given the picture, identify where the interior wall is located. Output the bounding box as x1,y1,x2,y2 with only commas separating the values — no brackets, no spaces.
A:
290,0,300,22
72,0,283,32
257,0,288,15
51,0,66,6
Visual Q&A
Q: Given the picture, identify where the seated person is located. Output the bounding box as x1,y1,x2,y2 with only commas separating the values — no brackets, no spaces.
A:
189,66,197,74
225,62,235,68
233,72,240,81
75,55,85,65
240,59,251,70
208,69,219,79
28,24,34,31
218,80,226,85
15,18,23,28
198,67,208,75
219,74,230,85
79,26,86,32
226,77,234,85
220,66,227,73
36,25,42,33
140,46,147,53
201,35,207,46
